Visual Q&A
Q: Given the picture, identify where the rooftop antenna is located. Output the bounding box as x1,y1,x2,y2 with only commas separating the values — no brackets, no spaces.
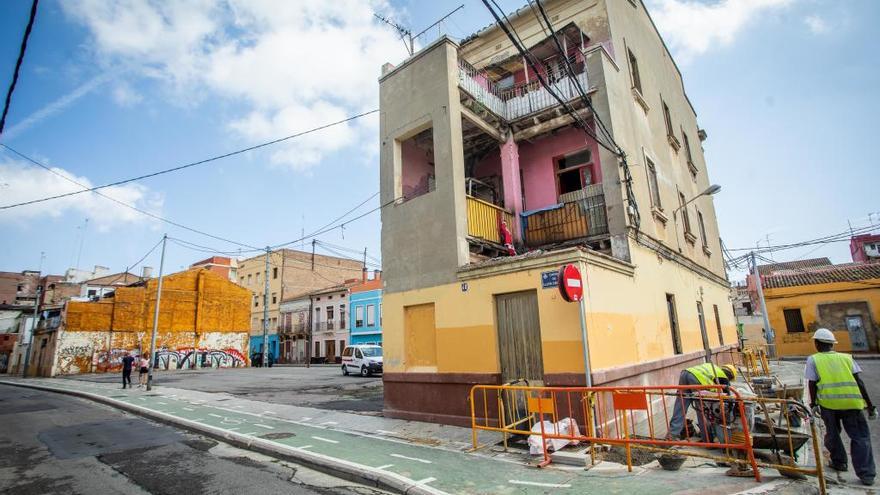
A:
375,5,465,57
74,218,89,271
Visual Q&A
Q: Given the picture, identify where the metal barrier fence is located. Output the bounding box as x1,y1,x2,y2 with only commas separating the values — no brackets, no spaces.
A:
470,384,759,478
470,384,827,493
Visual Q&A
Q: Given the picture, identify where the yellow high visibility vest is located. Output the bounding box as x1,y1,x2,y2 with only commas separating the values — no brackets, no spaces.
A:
686,363,726,386
812,352,865,410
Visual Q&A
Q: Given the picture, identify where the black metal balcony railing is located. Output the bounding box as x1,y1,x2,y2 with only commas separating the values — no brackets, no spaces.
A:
522,187,608,248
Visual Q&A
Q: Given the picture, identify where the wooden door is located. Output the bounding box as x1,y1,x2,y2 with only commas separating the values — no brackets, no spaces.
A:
326,340,336,361
495,290,544,383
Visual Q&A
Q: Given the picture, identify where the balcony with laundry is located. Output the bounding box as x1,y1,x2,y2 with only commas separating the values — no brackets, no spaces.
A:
457,22,592,132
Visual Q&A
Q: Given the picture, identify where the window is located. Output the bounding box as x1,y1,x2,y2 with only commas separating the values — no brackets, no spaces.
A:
783,308,806,333
254,295,259,307
743,301,753,315
663,100,674,138
646,158,661,209
256,273,260,284
400,127,436,200
273,267,278,279
247,274,252,285
713,304,724,346
666,294,682,354
679,192,693,235
314,341,321,357
339,304,346,329
379,303,382,326
697,211,708,248
240,277,244,284
339,340,345,355
555,149,593,196
697,301,710,355
628,48,642,94
87,289,97,297
367,304,376,326
272,292,277,304
355,306,364,328
327,306,334,320
355,348,363,359
343,347,352,357
683,130,694,166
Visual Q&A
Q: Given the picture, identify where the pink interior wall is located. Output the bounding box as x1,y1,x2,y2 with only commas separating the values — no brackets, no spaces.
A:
472,152,501,180
401,138,434,197
518,126,601,211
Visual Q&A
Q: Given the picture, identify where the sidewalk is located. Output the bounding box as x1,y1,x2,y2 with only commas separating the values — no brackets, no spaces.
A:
0,376,828,495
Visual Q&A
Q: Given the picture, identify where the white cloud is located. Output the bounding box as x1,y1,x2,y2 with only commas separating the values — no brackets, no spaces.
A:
647,0,793,62
111,82,143,107
0,159,163,230
804,14,829,34
62,0,410,170
3,72,114,140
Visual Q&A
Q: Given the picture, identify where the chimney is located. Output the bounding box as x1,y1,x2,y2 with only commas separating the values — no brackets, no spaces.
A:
362,267,368,282
142,266,153,279
373,269,381,281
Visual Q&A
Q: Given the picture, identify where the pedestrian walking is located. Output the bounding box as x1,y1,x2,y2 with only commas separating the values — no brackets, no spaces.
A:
667,363,737,441
121,352,135,389
807,328,877,486
137,354,149,388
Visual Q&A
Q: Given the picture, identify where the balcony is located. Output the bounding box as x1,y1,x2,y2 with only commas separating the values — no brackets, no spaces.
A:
458,56,589,122
521,185,608,248
314,321,336,333
467,195,514,245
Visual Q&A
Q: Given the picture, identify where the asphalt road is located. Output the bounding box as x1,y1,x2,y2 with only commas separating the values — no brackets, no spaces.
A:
0,384,387,494
855,360,880,454
66,365,383,414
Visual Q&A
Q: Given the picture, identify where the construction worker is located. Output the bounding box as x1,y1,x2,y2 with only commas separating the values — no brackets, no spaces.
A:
806,328,876,485
668,363,737,441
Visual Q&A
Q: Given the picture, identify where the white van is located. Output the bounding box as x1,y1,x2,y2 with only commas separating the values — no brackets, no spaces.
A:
341,345,383,377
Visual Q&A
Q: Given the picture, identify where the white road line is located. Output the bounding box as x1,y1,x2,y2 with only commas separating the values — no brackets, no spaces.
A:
192,418,205,422
301,417,312,421
297,445,313,450
416,477,436,485
508,480,571,488
253,424,274,429
208,413,222,418
262,411,276,415
311,436,339,444
228,427,240,431
390,454,432,464
376,430,397,436
157,402,167,405
320,421,338,425
243,432,258,435
376,464,394,470
138,397,147,401
182,407,195,411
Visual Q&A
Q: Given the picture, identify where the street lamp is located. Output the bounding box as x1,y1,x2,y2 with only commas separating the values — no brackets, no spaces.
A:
673,184,721,251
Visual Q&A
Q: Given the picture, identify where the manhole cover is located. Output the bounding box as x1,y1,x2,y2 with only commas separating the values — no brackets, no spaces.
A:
259,432,296,440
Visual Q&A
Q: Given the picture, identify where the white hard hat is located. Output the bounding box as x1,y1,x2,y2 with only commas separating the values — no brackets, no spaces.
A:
813,328,837,344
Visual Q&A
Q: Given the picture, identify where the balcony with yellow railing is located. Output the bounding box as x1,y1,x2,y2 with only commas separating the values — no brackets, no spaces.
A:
466,195,514,245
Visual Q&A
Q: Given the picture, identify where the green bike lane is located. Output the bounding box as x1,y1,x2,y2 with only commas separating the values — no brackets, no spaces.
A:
1,378,794,495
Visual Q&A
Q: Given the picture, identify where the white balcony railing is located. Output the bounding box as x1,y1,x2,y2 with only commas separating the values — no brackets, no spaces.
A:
458,57,589,121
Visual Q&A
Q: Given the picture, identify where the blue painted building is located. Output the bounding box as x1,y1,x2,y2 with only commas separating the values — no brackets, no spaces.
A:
249,334,279,363
349,274,382,345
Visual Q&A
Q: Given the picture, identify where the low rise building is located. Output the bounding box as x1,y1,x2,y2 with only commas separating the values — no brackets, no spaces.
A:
851,233,880,264
191,256,237,281
24,268,250,377
756,259,880,356
310,280,360,363
350,270,383,345
278,295,311,364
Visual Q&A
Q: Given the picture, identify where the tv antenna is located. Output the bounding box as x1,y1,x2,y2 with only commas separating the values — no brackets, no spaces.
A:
374,4,464,56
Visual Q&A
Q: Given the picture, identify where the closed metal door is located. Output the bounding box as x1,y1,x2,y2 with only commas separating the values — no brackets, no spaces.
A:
495,290,544,383
846,316,869,351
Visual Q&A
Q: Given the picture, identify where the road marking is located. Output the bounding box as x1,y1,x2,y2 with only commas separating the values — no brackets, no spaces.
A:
376,430,397,436
297,445,313,450
192,418,205,422
320,421,338,425
376,464,394,470
311,436,339,444
253,424,274,429
508,480,571,488
390,454,432,464
157,402,168,405
301,417,312,421
183,407,195,411
138,397,147,401
228,427,239,431
262,411,276,415
243,432,258,435
208,413,222,418
416,477,436,485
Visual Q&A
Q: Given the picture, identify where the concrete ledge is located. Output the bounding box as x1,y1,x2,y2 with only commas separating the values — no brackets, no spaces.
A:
0,379,447,495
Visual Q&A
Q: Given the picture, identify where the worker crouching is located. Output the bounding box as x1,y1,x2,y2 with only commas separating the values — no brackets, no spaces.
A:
668,363,738,442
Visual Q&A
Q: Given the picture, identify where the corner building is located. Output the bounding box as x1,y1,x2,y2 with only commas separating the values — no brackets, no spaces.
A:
379,0,736,425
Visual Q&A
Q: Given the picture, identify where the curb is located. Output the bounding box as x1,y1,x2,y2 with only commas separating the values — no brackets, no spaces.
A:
779,355,880,361
0,379,447,495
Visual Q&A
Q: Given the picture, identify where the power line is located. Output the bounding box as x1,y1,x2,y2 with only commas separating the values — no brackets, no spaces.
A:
726,223,879,254
102,236,165,286
0,109,379,210
2,145,260,250
0,0,38,137
754,253,880,290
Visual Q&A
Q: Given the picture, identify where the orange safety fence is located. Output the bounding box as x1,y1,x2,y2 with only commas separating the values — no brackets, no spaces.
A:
469,384,760,479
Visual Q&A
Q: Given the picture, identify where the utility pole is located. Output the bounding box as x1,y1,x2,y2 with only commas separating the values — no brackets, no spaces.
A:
262,247,271,369
363,247,367,271
311,239,316,270
21,284,41,378
146,234,167,391
751,251,776,358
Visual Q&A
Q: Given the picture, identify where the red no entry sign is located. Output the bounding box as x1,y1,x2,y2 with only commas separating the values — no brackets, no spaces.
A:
558,264,584,302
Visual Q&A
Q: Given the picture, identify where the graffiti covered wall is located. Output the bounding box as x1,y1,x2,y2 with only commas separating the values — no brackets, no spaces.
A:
49,268,251,376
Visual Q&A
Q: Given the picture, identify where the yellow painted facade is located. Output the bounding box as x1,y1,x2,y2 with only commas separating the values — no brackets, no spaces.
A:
765,280,880,356
384,243,737,377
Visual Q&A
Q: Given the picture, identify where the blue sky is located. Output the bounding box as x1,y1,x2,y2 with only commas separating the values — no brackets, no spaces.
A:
0,0,877,280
